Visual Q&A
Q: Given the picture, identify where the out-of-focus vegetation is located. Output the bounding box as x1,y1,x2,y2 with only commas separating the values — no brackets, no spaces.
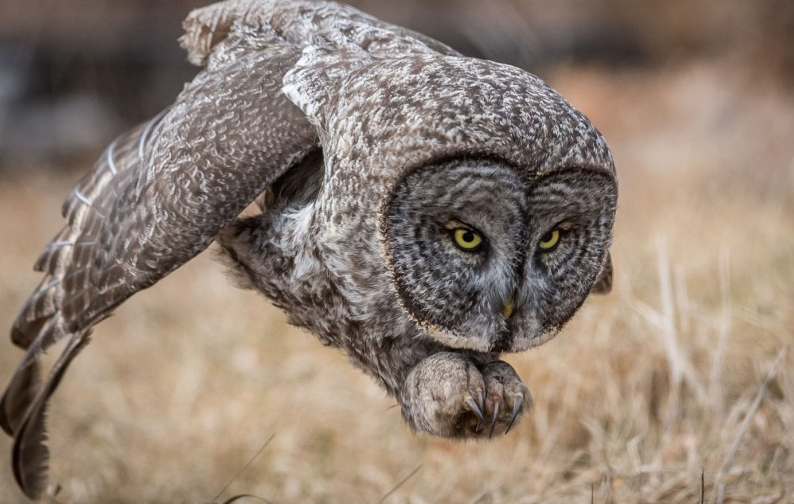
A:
1,0,792,503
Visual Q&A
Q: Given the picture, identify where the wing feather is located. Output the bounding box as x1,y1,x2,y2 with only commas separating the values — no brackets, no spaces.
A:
9,332,91,499
179,0,459,68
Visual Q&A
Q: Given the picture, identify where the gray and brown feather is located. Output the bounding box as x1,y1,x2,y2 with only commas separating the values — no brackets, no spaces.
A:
1,0,618,499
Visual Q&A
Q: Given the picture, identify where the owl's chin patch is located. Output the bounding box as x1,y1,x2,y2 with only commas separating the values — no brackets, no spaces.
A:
508,327,561,352
421,318,553,353
422,324,491,352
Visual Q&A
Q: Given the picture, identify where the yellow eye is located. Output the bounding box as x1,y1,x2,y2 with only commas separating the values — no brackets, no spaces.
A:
538,229,561,251
452,228,484,251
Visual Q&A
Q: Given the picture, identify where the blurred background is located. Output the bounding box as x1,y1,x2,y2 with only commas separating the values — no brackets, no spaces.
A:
1,0,793,503
1,0,792,171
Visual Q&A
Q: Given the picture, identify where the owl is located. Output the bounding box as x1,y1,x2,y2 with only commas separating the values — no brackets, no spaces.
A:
1,0,617,498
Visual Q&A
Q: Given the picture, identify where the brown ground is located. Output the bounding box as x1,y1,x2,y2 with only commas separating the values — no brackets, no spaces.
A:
1,56,793,503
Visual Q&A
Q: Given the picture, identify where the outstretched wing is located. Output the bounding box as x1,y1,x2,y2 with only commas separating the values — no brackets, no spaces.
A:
1,0,461,498
1,42,316,497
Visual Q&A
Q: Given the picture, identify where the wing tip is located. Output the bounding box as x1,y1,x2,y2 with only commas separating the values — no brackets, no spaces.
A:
11,324,30,349
12,406,51,500
11,310,56,350
1,354,43,437
7,334,92,500
1,354,49,499
0,397,14,436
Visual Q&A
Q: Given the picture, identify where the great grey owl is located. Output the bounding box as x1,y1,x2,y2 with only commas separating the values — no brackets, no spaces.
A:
1,0,617,498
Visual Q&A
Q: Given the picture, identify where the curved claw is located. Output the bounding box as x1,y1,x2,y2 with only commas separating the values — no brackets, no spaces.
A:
504,393,524,435
488,397,500,438
462,393,484,430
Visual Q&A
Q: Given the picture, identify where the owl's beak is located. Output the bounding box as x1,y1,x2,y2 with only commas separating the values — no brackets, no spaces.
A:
502,296,516,319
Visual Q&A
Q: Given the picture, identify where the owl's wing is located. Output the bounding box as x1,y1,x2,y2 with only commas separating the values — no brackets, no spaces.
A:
1,0,460,498
179,0,459,69
1,43,316,498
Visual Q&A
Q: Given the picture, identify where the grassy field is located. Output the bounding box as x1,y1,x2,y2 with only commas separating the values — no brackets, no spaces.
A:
1,59,792,503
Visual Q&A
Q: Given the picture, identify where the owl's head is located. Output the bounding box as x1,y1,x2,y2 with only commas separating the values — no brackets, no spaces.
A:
382,157,617,353
290,53,618,352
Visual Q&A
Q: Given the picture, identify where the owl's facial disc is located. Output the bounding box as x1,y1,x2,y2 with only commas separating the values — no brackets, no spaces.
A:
383,160,617,353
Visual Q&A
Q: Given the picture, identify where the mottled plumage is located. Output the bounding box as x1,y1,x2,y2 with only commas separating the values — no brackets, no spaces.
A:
1,0,617,498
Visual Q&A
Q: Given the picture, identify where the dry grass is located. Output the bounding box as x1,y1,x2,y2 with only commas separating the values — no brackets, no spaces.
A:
1,58,793,504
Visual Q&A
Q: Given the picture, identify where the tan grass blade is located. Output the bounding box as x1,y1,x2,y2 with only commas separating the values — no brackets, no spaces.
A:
713,345,790,504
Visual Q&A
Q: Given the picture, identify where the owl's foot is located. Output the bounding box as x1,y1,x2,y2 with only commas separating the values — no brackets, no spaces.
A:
400,352,532,439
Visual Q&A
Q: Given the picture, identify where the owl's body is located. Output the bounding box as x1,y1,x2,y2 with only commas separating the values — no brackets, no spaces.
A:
1,0,617,498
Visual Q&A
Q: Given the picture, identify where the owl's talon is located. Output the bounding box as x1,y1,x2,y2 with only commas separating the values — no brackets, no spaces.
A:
401,354,530,438
505,393,523,434
462,393,484,429
488,397,500,438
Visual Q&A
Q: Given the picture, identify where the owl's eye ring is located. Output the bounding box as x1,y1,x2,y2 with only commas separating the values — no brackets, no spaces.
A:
538,229,561,251
451,228,484,252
